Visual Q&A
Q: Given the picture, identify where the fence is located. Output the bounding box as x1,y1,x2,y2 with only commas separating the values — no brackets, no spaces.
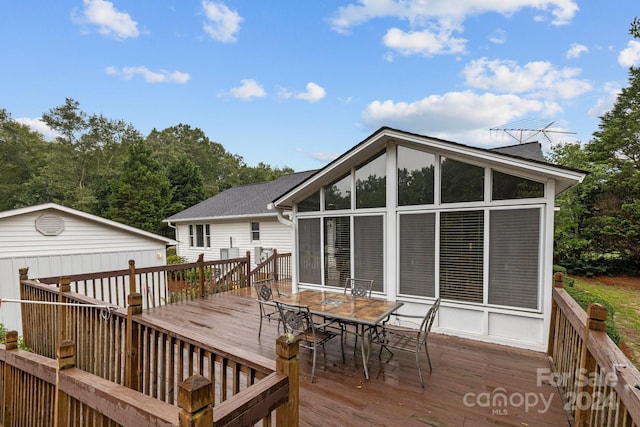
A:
548,272,640,426
15,254,299,426
0,332,297,426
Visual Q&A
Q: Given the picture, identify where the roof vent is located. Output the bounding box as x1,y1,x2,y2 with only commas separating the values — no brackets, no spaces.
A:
35,213,65,236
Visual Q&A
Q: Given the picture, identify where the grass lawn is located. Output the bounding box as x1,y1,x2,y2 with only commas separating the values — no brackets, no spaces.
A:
570,276,640,369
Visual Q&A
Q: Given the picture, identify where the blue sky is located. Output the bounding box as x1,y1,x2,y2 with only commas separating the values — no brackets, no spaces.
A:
1,1,638,171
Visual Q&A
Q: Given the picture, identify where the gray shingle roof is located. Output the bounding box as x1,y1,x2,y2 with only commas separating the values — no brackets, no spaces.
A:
489,141,546,162
165,170,317,222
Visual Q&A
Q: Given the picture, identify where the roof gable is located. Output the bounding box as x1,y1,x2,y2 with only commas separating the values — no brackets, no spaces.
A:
0,203,177,245
273,127,586,208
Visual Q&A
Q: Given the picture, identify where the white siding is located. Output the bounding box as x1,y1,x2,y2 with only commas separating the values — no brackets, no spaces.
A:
174,217,292,268
0,207,170,335
0,210,165,257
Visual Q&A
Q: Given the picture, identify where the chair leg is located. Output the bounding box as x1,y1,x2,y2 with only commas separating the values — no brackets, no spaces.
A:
415,349,424,388
258,309,263,338
424,341,432,373
311,346,317,383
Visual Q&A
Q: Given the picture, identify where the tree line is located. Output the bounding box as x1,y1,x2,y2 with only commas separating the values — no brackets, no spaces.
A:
550,18,640,276
0,98,293,237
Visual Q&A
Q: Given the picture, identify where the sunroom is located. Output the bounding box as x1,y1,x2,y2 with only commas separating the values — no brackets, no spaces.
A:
273,127,585,351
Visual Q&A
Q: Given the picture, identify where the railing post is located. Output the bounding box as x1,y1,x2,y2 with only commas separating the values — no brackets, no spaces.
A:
547,272,564,357
58,277,71,343
54,340,75,427
574,303,608,427
3,331,18,426
273,248,279,281
198,253,205,298
275,334,299,427
178,375,213,427
126,292,142,391
18,267,29,346
246,250,252,288
128,259,137,294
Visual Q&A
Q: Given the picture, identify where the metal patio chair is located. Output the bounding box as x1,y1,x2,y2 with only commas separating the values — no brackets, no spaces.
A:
338,278,374,349
254,279,282,338
375,297,441,388
276,301,344,383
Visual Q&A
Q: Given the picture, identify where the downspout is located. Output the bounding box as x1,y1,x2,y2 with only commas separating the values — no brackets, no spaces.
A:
267,203,297,293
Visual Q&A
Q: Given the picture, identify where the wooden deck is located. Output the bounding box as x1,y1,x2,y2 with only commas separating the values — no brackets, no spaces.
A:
139,283,572,427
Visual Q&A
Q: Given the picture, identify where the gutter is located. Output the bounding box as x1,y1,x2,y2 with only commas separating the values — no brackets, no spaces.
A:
267,203,293,227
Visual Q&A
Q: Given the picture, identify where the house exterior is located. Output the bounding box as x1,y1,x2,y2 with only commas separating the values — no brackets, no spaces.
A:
0,203,177,333
165,170,317,267
272,127,586,351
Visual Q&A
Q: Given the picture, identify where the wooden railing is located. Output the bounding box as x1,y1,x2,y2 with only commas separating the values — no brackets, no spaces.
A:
548,272,640,426
18,267,299,426
35,253,252,310
250,250,292,283
0,331,298,426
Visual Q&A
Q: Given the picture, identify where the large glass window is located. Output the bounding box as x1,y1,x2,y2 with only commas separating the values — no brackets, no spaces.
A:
441,158,484,203
298,191,320,212
324,217,350,286
324,175,351,210
489,208,540,309
397,146,435,206
399,213,435,297
492,171,544,200
298,218,321,283
439,211,484,303
354,215,384,292
356,153,386,209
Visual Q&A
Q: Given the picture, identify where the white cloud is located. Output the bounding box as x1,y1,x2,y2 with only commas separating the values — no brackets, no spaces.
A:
15,117,60,140
587,82,621,118
462,58,592,99
566,43,588,59
295,82,326,102
229,79,266,99
329,0,577,57
202,1,243,43
618,40,640,67
361,90,561,146
279,82,327,102
383,26,466,56
330,0,579,33
488,29,506,45
106,66,191,84
78,0,139,40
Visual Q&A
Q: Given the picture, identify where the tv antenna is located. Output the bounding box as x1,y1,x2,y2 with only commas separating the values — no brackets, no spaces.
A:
490,118,575,144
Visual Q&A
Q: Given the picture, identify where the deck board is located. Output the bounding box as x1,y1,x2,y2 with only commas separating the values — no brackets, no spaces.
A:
139,284,573,426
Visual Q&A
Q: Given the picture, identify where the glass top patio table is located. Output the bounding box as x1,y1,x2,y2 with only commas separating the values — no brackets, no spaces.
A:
276,289,403,379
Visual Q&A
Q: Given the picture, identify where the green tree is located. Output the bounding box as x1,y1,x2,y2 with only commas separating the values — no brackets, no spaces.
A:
146,124,243,196
107,139,172,234
0,110,49,210
166,154,206,214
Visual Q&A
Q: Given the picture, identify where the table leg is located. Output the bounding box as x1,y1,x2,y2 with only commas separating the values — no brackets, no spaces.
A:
360,325,373,379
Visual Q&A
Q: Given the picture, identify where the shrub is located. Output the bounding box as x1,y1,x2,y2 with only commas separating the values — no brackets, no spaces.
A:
564,286,621,346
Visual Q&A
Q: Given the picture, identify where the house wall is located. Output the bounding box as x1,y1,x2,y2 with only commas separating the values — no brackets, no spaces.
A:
174,216,293,268
290,140,562,352
0,210,168,334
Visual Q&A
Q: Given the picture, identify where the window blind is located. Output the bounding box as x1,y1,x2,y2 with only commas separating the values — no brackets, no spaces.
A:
439,210,484,303
298,218,321,283
488,208,540,309
399,213,435,297
354,215,384,292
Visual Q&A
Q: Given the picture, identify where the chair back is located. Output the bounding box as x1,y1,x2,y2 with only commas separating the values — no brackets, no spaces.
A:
343,278,374,298
276,302,313,336
419,298,440,342
254,280,275,302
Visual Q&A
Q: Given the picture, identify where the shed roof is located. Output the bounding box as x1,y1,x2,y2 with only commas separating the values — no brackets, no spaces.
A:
0,203,178,245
